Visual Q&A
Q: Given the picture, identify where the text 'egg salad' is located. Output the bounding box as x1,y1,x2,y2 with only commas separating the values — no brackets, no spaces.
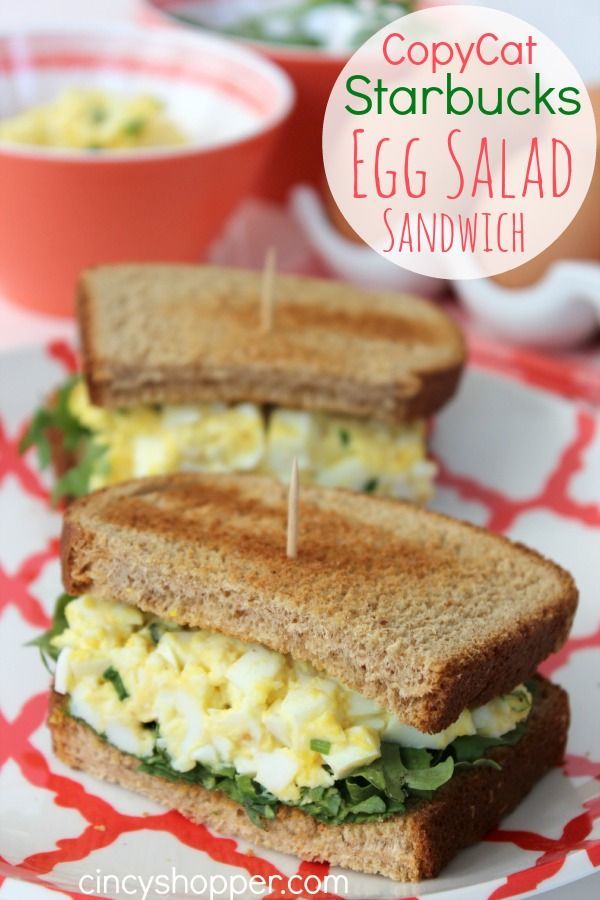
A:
0,88,186,150
52,595,533,805
68,379,436,501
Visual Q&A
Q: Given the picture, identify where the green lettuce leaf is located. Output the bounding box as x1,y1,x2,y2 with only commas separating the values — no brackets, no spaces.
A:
450,723,525,763
19,375,106,500
138,747,278,828
26,592,75,671
51,441,107,501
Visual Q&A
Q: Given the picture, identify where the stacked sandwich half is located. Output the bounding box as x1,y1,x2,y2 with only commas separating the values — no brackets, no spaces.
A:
42,473,576,881
22,264,464,502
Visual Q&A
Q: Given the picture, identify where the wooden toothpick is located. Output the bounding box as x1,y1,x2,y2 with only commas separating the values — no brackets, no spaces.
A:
260,246,276,333
286,456,299,559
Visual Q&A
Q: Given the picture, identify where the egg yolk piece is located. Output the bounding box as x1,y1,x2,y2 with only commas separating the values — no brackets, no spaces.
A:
53,596,533,803
68,379,436,502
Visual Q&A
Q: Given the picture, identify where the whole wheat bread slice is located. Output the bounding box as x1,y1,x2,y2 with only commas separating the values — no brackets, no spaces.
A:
49,678,569,882
61,474,577,733
77,264,465,423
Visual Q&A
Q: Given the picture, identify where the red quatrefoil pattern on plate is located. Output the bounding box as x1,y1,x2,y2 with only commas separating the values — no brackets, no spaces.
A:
0,340,598,900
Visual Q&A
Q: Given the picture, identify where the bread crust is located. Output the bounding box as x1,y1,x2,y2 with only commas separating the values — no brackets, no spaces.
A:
77,264,465,424
48,678,569,882
61,474,578,733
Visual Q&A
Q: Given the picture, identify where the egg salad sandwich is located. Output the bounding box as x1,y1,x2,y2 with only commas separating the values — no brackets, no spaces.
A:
20,263,464,503
40,472,576,881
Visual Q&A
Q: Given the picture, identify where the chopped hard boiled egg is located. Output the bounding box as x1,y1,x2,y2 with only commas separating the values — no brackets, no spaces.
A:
52,596,533,803
0,88,186,150
67,379,436,502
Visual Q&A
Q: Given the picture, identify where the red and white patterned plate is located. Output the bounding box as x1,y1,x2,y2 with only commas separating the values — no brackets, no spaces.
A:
0,341,599,900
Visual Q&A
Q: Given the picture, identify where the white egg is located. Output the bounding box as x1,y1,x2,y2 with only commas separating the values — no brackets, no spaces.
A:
69,683,107,736
212,735,234,761
266,410,317,477
54,648,72,694
356,716,386,731
254,749,300,796
345,690,383,719
154,636,181,670
161,406,203,428
378,472,414,501
131,435,177,478
314,457,372,491
225,404,265,471
278,686,331,729
263,709,290,745
67,653,108,683
227,646,283,696
383,708,476,749
325,730,380,779
211,709,260,743
472,688,531,737
154,689,206,771
233,753,259,777
105,721,153,758
191,744,220,768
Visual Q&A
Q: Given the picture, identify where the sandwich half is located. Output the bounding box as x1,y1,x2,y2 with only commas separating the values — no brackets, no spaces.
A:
21,264,464,502
42,474,576,881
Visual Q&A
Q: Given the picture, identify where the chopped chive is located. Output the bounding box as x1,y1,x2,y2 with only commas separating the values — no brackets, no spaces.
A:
103,666,129,700
149,622,163,645
339,428,351,447
90,107,107,124
310,739,331,755
363,478,379,494
123,117,145,137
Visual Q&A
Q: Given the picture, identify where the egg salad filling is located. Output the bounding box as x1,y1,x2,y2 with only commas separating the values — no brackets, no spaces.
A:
37,594,534,826
21,376,436,503
0,88,186,150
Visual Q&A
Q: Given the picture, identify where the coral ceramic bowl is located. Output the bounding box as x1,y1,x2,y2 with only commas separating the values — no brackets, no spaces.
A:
0,27,294,316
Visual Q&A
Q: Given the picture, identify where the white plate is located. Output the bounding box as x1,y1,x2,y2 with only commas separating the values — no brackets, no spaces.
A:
0,342,599,900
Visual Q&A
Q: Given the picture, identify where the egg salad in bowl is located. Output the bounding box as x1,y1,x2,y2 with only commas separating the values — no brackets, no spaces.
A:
40,593,534,824
0,88,186,150
22,377,437,503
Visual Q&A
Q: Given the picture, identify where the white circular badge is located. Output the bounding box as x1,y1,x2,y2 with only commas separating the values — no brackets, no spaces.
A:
322,5,597,280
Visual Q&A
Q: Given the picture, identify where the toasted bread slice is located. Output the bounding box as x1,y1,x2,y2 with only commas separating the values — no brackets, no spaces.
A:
77,264,465,423
61,474,577,733
49,678,569,882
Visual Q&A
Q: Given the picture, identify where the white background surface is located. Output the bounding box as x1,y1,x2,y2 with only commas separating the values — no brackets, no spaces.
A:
0,1,598,898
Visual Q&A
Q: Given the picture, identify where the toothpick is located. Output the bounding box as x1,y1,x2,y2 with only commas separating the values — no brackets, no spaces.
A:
260,246,276,333
286,456,299,559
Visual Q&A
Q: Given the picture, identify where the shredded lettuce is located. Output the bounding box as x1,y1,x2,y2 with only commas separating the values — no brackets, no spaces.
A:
135,725,523,828
138,747,278,828
19,375,106,501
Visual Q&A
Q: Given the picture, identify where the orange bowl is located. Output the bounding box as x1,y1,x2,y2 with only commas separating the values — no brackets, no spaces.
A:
0,28,294,316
